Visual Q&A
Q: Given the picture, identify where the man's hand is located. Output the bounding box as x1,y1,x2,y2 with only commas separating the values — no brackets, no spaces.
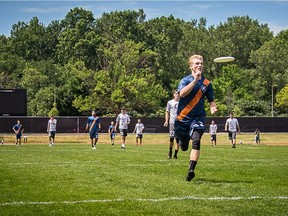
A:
210,101,218,114
194,70,202,81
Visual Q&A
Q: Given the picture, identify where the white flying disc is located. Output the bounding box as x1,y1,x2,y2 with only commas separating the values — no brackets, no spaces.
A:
213,56,235,63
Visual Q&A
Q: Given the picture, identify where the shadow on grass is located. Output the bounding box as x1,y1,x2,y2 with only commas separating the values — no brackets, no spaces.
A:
194,178,254,184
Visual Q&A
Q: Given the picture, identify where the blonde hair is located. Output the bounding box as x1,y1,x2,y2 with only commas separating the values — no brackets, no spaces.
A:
188,55,203,66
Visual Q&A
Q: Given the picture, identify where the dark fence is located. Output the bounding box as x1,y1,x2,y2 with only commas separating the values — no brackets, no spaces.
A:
0,116,287,133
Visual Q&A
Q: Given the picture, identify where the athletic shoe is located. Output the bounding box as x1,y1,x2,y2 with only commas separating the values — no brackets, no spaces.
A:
49,144,52,147
92,146,96,150
121,144,125,149
232,144,236,148
173,155,178,159
186,170,195,182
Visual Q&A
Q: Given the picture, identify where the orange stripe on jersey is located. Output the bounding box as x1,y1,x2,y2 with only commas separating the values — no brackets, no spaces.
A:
177,78,210,121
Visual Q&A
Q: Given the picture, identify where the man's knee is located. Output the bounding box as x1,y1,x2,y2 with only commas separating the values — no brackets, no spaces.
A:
192,137,201,150
191,130,203,150
179,137,190,151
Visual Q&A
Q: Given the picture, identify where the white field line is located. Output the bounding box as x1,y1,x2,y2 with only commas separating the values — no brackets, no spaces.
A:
1,196,287,206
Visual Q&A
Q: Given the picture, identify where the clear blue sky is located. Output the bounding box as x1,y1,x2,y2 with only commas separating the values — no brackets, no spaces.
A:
0,0,287,36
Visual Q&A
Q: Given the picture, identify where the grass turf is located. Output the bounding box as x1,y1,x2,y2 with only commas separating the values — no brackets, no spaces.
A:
0,133,287,216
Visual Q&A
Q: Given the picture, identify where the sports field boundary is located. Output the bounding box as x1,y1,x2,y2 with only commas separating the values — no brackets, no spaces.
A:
1,196,288,206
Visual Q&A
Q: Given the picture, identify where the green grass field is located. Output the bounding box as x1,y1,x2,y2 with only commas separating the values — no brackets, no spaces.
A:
0,133,288,216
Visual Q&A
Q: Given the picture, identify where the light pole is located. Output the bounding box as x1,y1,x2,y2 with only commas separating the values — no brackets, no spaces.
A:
54,73,57,106
271,84,274,117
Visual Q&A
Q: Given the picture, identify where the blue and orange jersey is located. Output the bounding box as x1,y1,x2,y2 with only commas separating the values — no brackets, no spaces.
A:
177,75,214,124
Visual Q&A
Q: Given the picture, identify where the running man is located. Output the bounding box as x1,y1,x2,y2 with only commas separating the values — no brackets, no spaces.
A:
175,54,217,181
86,110,101,150
164,90,180,159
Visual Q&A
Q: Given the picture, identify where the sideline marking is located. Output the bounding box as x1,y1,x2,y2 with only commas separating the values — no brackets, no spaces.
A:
1,196,287,206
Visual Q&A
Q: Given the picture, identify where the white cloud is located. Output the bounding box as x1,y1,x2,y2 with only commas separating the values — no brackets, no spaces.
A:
262,20,288,35
22,7,70,14
268,23,287,35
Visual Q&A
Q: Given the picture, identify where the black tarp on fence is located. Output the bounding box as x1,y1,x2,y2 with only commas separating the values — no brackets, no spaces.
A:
0,116,287,133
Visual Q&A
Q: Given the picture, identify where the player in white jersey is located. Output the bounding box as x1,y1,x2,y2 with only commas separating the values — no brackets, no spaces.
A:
225,112,240,148
47,115,57,146
209,120,217,146
115,108,130,149
133,119,145,146
164,90,180,159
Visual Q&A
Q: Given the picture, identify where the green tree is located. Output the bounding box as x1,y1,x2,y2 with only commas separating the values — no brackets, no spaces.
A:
143,16,186,91
95,9,146,45
56,7,100,69
10,17,48,61
20,66,49,115
73,40,167,115
250,29,288,116
275,85,288,115
57,61,94,115
212,16,273,69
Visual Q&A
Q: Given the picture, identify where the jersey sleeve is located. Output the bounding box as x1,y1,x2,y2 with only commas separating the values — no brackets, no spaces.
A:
236,119,239,126
205,82,214,103
166,101,171,112
177,76,190,92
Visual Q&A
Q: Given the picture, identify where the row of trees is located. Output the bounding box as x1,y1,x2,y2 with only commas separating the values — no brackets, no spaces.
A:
0,8,287,117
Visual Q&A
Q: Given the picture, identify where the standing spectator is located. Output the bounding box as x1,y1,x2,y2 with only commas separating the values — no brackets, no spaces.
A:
47,115,57,147
225,112,241,148
254,128,260,144
86,110,101,150
108,121,116,145
133,119,145,146
115,108,130,149
209,120,217,146
164,90,180,159
175,54,217,181
12,120,24,146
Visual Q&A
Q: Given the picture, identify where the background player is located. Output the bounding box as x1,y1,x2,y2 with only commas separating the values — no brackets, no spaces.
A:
209,120,217,146
47,115,57,147
12,120,24,146
108,121,116,145
115,108,130,149
86,110,101,150
133,118,145,146
164,90,180,159
225,112,241,148
254,128,260,144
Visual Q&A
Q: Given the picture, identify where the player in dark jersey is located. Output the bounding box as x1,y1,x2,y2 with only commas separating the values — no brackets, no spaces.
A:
86,111,101,150
175,55,217,181
108,121,116,145
12,120,24,146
